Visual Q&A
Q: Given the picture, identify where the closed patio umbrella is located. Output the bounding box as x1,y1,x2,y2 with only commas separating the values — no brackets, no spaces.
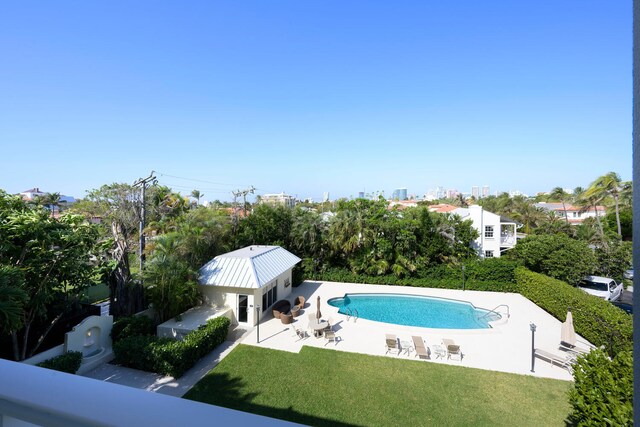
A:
316,296,322,320
561,310,576,347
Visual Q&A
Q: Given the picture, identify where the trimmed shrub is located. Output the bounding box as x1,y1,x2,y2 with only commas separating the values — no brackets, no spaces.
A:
312,266,519,293
567,349,633,426
111,315,156,343
113,335,170,372
37,351,83,374
515,267,632,355
112,316,231,378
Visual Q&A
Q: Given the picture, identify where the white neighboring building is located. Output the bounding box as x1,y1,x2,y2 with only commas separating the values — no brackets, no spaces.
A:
451,205,518,258
260,192,296,208
534,202,606,225
198,246,301,326
19,187,47,200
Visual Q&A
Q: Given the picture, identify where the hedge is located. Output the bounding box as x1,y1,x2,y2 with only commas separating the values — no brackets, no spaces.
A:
311,266,519,293
111,315,156,343
37,351,83,374
113,316,231,378
515,267,632,355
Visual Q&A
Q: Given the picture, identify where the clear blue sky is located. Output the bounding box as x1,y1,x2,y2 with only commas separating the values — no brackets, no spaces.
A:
0,1,632,202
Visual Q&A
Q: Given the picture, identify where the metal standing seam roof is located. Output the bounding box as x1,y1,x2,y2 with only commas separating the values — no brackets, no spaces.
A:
198,246,301,289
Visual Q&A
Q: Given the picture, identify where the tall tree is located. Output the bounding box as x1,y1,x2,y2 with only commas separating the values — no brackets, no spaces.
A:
0,195,101,360
575,187,606,240
82,184,146,317
190,189,203,206
507,198,545,234
584,172,628,237
0,266,27,335
548,187,569,224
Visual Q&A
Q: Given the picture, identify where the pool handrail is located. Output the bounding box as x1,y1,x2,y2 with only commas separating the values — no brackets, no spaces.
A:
480,304,510,320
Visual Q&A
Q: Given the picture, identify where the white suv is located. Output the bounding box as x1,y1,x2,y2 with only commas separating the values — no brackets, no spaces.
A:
578,275,623,302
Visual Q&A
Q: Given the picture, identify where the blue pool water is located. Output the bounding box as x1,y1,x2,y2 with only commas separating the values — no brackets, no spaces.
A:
327,293,501,329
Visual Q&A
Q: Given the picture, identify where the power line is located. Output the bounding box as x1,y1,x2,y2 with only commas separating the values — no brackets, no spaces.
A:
155,171,249,188
156,181,233,194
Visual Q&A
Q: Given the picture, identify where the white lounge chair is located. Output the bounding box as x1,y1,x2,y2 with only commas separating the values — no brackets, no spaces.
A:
535,349,575,373
324,330,338,346
412,336,430,359
385,334,400,355
290,325,308,340
442,338,463,361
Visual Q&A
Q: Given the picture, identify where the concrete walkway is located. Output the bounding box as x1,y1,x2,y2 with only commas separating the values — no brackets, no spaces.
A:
82,328,251,397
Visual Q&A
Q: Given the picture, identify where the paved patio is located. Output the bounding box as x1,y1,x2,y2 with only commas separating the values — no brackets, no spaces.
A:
241,280,586,381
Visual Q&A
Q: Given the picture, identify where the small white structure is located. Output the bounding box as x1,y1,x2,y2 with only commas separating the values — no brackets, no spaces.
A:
23,315,114,375
452,205,518,258
198,246,301,326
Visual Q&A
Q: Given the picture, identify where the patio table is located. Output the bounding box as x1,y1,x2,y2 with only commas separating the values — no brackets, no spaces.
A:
432,344,446,359
308,320,329,338
400,340,413,356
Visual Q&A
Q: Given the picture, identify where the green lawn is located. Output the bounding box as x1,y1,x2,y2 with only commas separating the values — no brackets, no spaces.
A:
184,345,572,426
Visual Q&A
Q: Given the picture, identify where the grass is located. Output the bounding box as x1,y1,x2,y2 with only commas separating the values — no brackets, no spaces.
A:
184,345,572,426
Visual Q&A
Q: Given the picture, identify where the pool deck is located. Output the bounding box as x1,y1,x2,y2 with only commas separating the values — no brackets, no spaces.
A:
241,280,587,381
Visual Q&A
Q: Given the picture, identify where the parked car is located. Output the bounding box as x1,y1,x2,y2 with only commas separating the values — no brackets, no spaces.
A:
624,268,633,280
577,275,623,302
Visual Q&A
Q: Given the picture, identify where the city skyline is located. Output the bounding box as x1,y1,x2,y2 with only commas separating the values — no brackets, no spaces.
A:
0,1,631,202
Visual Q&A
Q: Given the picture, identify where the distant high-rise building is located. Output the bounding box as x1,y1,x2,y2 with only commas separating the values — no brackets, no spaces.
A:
471,186,480,199
446,189,459,199
391,188,408,201
323,192,330,202
482,186,490,198
358,191,365,199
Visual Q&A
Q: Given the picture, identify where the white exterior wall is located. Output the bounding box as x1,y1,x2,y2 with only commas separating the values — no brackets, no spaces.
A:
255,269,293,324
198,269,293,327
466,206,502,258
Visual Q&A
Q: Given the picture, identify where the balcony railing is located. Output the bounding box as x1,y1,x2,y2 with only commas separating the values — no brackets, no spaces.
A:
500,234,516,246
0,359,288,426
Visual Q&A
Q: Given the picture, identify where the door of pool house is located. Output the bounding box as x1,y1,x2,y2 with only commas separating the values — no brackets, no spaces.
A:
238,294,248,323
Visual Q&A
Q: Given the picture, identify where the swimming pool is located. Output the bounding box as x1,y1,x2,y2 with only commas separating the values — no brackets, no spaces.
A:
327,293,501,329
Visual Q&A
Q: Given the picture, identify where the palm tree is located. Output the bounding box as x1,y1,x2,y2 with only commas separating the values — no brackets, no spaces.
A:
584,172,623,237
190,190,203,206
43,192,61,218
575,188,605,240
548,187,569,224
508,199,545,234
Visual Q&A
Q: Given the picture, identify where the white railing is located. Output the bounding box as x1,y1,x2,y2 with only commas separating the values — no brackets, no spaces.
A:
0,359,291,426
500,235,516,246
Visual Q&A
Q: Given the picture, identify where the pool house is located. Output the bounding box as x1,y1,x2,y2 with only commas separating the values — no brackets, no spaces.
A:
198,245,301,326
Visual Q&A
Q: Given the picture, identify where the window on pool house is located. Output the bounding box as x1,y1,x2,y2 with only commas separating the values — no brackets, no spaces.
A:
262,283,278,312
484,225,494,238
484,250,494,258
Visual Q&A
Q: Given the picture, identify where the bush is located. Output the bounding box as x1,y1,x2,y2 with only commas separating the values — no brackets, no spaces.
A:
510,234,596,285
113,335,170,372
111,315,156,343
312,265,519,293
112,316,231,378
36,351,83,374
515,267,632,355
567,349,633,426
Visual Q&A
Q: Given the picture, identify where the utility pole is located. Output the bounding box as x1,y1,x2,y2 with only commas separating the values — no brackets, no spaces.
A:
133,171,157,275
232,186,256,219
241,186,256,216
231,190,241,226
